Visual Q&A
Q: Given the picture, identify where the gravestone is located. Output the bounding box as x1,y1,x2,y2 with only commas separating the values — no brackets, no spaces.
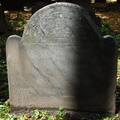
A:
6,2,117,116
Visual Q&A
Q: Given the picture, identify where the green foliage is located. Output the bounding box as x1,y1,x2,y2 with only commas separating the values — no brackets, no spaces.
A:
103,114,120,120
0,60,7,75
101,21,111,35
9,20,15,27
41,111,51,118
117,79,120,84
115,33,120,48
32,109,40,119
117,59,120,77
56,107,66,120
31,107,66,120
101,21,120,48
30,109,54,119
0,105,66,120
8,19,25,31
0,100,12,120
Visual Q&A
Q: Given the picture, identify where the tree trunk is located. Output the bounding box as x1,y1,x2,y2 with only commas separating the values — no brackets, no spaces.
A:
95,0,106,3
117,0,120,3
0,0,24,10
0,4,7,34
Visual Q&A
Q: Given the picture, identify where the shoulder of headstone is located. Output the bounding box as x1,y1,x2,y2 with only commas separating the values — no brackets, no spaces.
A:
6,35,22,48
103,35,117,46
7,35,21,42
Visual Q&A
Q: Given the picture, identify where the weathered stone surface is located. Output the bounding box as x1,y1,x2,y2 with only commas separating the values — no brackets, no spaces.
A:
6,3,117,115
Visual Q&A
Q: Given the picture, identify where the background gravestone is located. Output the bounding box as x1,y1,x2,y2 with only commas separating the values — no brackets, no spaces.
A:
6,2,117,116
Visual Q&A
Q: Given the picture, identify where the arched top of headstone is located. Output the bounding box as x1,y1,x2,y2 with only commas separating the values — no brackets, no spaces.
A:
22,2,102,45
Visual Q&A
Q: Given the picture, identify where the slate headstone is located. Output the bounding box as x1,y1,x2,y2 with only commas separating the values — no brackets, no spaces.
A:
6,3,117,116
